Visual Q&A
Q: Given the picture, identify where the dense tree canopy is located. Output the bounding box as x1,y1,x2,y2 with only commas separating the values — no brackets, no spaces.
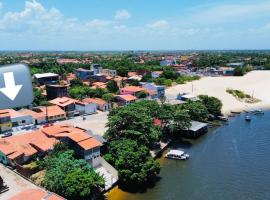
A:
107,80,119,93
105,103,161,147
199,95,222,117
40,150,104,200
33,88,48,106
181,100,209,122
104,139,160,186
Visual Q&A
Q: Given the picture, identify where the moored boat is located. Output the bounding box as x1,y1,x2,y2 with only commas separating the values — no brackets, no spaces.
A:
165,150,190,160
245,115,251,122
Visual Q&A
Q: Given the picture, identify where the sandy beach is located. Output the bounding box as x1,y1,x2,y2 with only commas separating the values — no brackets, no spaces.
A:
166,71,270,115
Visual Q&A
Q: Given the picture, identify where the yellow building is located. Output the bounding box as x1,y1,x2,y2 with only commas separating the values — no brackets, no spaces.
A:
0,111,12,133
180,55,189,62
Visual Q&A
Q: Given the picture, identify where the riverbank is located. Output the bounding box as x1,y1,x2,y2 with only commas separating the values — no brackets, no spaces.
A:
106,111,270,200
166,71,270,115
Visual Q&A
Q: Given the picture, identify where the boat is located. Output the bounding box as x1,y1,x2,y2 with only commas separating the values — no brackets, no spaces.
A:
218,116,229,122
165,150,190,160
245,115,251,122
251,109,264,115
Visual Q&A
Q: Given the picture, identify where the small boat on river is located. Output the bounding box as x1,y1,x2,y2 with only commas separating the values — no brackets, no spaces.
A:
165,150,190,160
251,109,264,115
245,115,251,122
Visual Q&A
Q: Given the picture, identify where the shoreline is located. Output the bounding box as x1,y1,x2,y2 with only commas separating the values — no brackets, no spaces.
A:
165,71,270,116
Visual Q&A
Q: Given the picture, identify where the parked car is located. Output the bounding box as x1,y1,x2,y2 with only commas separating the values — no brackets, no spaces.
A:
1,132,12,138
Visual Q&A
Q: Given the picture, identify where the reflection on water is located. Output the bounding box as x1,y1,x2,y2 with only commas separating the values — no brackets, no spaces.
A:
106,112,270,200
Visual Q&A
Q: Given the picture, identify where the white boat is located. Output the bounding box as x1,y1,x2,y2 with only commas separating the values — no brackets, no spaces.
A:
165,150,190,160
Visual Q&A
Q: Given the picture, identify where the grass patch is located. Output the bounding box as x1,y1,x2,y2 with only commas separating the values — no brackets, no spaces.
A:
226,88,260,103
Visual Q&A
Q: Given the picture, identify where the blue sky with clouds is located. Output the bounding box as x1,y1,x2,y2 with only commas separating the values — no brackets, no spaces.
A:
0,0,269,50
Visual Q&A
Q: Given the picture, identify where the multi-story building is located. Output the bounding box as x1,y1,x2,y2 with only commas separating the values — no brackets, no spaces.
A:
46,84,68,100
33,73,59,86
141,83,165,98
75,68,94,81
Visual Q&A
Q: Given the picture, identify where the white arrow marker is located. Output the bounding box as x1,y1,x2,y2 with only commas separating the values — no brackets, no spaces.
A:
0,72,22,101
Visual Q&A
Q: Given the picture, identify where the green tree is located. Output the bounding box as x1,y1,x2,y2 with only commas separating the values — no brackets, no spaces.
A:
199,95,222,117
136,91,148,98
70,78,83,87
33,88,48,106
41,150,104,199
107,80,119,93
68,86,90,100
104,139,160,186
181,101,209,122
102,93,115,102
106,105,161,147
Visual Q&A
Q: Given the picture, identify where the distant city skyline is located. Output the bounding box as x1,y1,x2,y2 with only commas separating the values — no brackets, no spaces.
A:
0,0,270,51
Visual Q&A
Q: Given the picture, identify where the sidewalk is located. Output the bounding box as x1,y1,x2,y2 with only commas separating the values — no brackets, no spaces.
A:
0,164,38,199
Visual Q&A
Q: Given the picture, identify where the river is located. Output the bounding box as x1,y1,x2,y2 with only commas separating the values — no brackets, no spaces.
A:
106,111,270,200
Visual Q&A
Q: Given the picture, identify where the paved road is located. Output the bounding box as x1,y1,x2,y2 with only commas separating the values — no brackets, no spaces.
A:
58,111,109,136
0,164,38,199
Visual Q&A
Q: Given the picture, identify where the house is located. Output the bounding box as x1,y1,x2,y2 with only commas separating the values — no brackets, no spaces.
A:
91,74,107,83
91,82,107,89
115,95,137,106
33,73,59,86
9,188,66,200
41,125,102,167
227,62,244,68
151,71,163,78
160,60,174,66
0,130,57,165
75,101,97,115
120,86,146,96
102,69,117,77
90,64,103,75
183,121,208,138
45,84,68,100
0,124,102,167
19,109,46,125
141,83,165,98
49,97,77,117
0,111,12,134
32,106,66,122
82,98,111,112
75,68,94,81
0,109,33,127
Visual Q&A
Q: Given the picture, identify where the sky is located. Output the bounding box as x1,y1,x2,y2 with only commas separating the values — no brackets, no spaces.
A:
0,0,270,51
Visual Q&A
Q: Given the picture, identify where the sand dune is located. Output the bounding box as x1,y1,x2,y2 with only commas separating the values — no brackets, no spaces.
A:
166,71,270,115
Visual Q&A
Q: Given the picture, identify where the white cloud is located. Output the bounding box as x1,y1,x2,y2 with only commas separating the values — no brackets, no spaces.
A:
0,0,270,50
0,2,3,10
115,9,131,20
147,20,169,29
189,1,270,25
86,19,112,28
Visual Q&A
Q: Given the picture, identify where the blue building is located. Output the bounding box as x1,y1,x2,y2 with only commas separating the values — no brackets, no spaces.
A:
75,68,94,81
141,83,165,99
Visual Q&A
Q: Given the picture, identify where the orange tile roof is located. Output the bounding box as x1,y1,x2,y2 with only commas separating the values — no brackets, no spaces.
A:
82,98,107,106
49,97,77,107
0,109,24,118
117,94,137,101
0,131,57,160
78,138,101,150
41,125,101,151
121,86,145,93
39,106,66,118
0,111,10,118
19,109,45,120
9,188,65,200
68,132,91,143
92,82,107,89
128,72,137,77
